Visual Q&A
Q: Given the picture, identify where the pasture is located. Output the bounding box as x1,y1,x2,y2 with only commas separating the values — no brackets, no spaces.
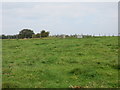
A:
2,36,119,88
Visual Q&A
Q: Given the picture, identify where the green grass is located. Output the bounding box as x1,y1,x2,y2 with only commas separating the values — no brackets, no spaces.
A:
2,36,119,88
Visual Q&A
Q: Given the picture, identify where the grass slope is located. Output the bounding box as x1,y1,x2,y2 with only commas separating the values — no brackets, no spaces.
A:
2,36,119,88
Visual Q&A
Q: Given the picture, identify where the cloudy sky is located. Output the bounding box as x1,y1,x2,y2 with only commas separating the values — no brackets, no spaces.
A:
2,2,118,35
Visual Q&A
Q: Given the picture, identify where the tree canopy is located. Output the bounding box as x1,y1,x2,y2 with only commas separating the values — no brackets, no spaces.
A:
19,29,34,38
40,30,49,37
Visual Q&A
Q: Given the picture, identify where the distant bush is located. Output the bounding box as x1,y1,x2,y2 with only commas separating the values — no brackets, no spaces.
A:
83,35,92,38
32,33,41,38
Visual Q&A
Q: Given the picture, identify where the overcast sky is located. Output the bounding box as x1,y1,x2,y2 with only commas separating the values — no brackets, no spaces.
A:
2,2,118,35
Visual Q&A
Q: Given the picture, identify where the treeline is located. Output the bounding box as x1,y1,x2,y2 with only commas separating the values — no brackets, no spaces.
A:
0,29,50,39
2,28,110,39
0,34,19,39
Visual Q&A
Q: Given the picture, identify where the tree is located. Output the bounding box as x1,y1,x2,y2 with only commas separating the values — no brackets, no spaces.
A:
40,30,49,37
41,30,46,34
19,29,34,38
2,34,7,39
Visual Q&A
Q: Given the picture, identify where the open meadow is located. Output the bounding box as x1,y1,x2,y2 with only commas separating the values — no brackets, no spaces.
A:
2,36,119,88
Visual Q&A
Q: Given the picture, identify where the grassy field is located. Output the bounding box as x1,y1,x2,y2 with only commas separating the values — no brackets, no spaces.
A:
2,36,119,88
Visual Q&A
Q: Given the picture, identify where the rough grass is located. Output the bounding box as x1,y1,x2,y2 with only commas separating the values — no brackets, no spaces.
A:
2,36,119,88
